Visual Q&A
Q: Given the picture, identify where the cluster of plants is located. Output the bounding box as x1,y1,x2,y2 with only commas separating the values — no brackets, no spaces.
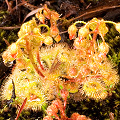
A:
0,4,120,120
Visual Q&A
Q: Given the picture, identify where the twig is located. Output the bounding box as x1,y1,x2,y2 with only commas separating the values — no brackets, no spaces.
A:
0,26,20,29
58,4,120,26
5,0,12,13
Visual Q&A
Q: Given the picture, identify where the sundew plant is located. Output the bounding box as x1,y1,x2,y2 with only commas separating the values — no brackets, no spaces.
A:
1,4,120,120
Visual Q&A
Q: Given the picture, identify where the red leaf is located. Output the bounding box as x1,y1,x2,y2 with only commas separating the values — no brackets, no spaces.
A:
15,97,27,120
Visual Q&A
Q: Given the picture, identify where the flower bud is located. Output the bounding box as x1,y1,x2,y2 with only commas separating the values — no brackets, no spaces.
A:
2,50,13,64
44,36,53,45
98,41,109,54
74,38,87,49
68,25,77,40
50,25,59,37
43,116,53,120
77,115,87,120
54,34,61,42
35,12,45,24
78,27,89,38
51,11,59,21
6,43,18,58
43,5,51,19
71,113,80,119
115,23,120,33
18,19,37,37
33,28,40,34
2,43,18,66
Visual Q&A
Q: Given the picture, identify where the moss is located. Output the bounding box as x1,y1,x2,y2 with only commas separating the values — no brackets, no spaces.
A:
67,83,120,120
0,10,19,57
0,117,4,120
66,80,120,119
104,25,120,66
0,29,18,53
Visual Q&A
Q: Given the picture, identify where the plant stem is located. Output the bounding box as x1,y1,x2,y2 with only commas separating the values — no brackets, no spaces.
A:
26,39,45,78
36,50,45,71
105,21,116,25
38,24,50,36
73,21,86,26
92,22,100,54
